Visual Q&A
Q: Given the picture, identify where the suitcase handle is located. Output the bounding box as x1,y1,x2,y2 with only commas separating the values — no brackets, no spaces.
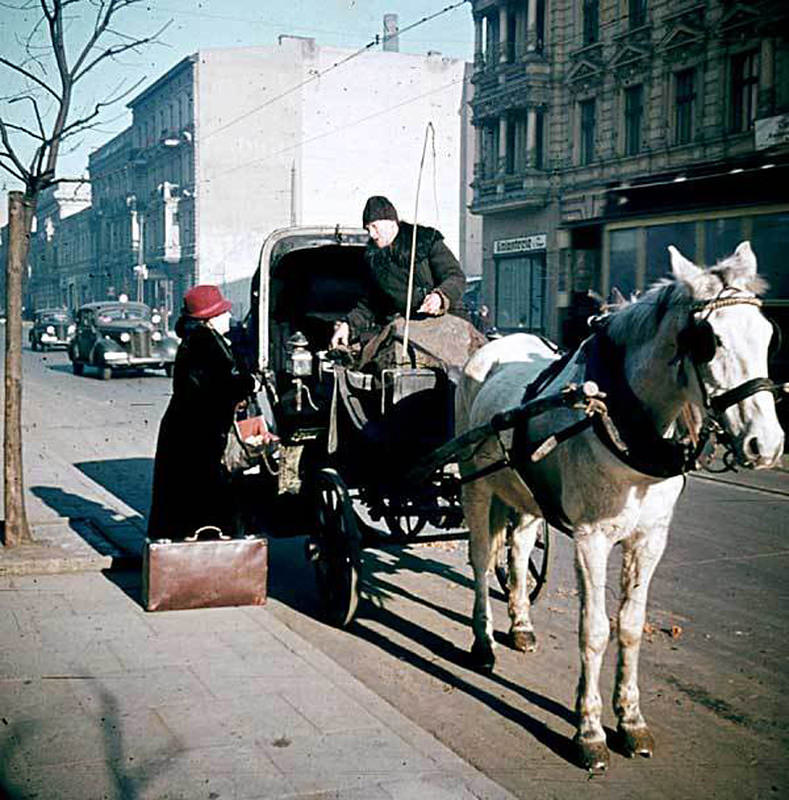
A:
185,525,231,542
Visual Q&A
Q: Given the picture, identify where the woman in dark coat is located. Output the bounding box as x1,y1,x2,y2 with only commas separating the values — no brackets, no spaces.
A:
148,285,254,540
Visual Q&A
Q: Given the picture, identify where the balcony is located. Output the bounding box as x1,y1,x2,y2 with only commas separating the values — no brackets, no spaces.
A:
471,169,550,213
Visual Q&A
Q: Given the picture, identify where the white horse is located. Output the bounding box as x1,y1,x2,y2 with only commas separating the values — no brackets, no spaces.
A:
456,242,784,771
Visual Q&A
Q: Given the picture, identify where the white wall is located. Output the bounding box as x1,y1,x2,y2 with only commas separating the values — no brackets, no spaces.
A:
194,40,471,313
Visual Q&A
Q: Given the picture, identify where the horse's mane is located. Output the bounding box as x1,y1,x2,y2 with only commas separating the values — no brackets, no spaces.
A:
605,250,767,348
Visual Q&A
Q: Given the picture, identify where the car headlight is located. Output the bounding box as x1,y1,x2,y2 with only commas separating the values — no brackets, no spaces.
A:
151,314,161,324
68,324,75,334
46,325,55,334
152,331,162,341
120,332,131,343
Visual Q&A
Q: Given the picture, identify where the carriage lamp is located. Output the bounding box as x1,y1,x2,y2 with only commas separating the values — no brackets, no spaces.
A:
286,331,312,377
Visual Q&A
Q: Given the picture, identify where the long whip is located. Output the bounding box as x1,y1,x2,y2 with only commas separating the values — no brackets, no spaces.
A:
401,121,436,364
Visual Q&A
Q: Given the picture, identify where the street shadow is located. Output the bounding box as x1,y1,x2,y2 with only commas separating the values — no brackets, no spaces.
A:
29,486,146,566
0,680,182,798
265,535,582,768
75,458,154,518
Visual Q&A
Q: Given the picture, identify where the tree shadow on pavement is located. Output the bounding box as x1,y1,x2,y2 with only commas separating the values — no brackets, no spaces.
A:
0,681,182,799
74,457,154,519
29,485,145,564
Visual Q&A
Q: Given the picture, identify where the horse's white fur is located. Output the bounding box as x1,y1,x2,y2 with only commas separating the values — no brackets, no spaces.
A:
456,242,783,767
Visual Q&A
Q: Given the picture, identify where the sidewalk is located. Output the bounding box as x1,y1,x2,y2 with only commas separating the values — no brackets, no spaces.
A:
1,448,515,799
2,414,788,799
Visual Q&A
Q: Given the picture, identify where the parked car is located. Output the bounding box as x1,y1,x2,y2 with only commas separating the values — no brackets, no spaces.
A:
69,300,178,380
29,308,75,350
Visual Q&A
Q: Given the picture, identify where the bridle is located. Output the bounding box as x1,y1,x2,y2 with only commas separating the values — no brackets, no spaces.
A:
681,294,787,471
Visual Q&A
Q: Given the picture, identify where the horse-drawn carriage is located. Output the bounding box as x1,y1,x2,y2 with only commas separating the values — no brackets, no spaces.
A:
245,227,786,771
244,225,564,626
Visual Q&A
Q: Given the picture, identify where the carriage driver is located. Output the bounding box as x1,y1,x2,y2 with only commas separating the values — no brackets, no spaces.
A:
330,195,467,349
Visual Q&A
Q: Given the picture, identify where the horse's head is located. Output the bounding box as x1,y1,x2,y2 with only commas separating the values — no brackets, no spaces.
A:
669,241,784,469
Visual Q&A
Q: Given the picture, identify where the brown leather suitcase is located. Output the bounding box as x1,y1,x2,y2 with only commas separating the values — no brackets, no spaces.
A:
142,526,268,612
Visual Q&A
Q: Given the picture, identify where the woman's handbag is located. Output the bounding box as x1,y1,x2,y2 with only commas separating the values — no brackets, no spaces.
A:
222,399,279,474
142,525,268,612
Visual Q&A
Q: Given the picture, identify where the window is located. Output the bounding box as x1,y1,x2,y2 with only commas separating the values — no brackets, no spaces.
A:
675,69,695,145
580,99,596,165
496,255,546,332
506,118,516,174
625,84,643,156
506,11,517,62
629,0,647,29
535,0,546,53
731,51,759,132
534,110,545,169
483,122,499,178
583,0,599,45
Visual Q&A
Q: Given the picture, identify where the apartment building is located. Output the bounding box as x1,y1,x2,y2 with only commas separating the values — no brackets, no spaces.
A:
469,0,789,346
27,182,92,311
83,34,479,319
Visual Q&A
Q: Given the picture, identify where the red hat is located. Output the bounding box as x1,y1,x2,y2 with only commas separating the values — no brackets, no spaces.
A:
183,285,232,319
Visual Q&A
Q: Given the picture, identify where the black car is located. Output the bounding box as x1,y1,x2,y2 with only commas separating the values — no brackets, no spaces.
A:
29,308,75,350
69,300,178,380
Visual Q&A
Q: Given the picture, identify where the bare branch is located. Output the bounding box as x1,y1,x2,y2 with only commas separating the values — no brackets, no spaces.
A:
73,19,171,83
9,94,47,139
0,56,59,100
1,118,47,143
0,116,30,181
0,154,28,184
57,75,145,138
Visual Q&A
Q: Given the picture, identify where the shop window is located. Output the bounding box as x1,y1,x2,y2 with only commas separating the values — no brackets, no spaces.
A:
580,99,596,165
609,230,638,298
624,85,643,156
730,51,759,132
645,222,695,287
495,255,546,332
675,68,695,145
705,218,745,264
751,213,789,298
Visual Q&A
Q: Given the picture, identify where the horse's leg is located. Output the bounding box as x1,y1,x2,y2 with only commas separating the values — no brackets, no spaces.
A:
464,480,500,671
507,513,540,652
614,524,669,758
574,531,614,772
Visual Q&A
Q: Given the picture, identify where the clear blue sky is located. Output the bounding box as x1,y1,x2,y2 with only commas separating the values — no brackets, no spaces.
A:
0,0,474,218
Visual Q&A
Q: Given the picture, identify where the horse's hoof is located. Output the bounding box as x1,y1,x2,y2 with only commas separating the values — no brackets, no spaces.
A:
511,629,537,652
470,639,495,673
617,725,654,759
574,735,610,773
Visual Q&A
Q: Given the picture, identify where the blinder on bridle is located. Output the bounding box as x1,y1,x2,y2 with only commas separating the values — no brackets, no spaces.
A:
675,294,789,470
677,318,718,364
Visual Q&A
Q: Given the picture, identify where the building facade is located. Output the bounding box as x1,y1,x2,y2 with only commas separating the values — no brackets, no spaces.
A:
83,35,479,320
469,0,789,348
27,182,92,311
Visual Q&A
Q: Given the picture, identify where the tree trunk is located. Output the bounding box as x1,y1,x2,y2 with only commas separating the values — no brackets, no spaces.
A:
3,191,33,547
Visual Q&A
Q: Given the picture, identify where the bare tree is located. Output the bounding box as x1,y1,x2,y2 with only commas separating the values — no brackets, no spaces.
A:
1,0,168,547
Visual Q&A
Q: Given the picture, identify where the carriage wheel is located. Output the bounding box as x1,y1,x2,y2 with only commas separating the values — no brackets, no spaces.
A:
495,519,551,604
310,468,361,628
383,498,427,540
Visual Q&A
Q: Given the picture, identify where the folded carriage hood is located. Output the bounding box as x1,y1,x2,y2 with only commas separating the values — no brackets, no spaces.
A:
253,225,368,371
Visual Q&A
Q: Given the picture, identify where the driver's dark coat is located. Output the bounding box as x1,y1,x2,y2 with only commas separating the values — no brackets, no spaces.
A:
346,222,466,338
148,317,253,539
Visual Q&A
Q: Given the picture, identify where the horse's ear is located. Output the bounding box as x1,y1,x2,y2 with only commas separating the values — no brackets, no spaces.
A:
668,245,701,281
732,241,757,276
